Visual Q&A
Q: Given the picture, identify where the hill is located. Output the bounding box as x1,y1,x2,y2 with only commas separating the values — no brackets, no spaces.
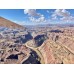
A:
0,16,25,30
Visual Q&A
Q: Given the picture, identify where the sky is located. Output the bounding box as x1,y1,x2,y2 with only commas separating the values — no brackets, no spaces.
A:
0,9,74,25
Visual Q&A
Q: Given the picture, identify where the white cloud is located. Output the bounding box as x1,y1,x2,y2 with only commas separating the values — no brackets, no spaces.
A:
24,9,40,17
51,9,70,20
60,16,74,21
51,9,74,23
29,15,45,23
24,9,46,23
52,9,70,17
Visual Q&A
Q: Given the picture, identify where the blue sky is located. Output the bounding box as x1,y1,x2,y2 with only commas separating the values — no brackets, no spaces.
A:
0,9,74,25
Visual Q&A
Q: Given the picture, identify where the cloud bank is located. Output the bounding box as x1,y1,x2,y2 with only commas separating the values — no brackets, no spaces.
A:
24,9,74,24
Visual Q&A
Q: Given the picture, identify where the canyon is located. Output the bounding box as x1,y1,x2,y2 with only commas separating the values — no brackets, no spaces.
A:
0,17,74,64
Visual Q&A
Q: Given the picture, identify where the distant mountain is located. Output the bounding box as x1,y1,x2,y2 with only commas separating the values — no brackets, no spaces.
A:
0,16,25,30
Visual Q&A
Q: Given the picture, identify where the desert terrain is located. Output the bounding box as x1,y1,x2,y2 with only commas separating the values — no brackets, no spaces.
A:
0,17,74,64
